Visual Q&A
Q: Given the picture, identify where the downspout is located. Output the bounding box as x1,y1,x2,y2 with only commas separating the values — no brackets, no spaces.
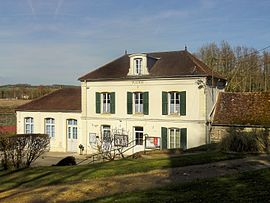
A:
207,94,219,144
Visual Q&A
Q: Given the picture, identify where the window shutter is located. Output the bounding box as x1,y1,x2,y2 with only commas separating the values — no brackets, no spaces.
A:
96,92,101,114
161,127,168,150
180,128,187,150
127,92,133,114
180,91,186,116
143,92,149,115
110,92,115,114
162,92,168,115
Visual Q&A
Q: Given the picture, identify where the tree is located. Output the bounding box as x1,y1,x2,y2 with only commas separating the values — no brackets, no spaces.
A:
0,133,50,170
196,41,270,92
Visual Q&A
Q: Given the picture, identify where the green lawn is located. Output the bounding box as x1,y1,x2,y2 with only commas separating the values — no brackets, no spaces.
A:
90,168,270,203
0,152,243,192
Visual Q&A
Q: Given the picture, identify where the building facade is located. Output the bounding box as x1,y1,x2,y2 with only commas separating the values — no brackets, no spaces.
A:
17,50,226,154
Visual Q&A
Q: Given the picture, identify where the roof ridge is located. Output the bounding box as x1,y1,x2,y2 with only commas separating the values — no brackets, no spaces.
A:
145,50,185,55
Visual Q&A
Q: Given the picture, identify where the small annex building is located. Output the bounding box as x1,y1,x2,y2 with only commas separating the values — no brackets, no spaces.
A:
16,88,81,152
16,50,226,154
211,92,270,142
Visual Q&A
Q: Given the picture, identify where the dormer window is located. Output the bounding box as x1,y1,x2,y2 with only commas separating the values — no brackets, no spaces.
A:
134,58,142,75
128,53,150,76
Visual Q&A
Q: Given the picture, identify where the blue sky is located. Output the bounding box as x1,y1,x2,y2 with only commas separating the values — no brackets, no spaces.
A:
0,0,269,85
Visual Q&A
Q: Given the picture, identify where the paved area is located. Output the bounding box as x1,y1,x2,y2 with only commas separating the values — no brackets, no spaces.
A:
33,152,88,166
1,155,270,202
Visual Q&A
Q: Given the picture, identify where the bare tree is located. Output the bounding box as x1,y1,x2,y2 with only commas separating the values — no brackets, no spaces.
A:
0,133,50,170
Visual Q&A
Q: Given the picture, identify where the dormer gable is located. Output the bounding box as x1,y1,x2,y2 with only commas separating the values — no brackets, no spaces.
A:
128,53,149,76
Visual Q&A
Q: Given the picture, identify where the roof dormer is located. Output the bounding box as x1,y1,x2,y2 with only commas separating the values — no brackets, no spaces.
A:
128,53,149,76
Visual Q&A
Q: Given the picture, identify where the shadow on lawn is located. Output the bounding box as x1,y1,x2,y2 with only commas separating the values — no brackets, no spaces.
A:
86,164,270,203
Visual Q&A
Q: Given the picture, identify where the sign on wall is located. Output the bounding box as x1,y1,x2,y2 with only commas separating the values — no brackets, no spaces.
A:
114,134,128,147
145,137,160,149
89,133,97,144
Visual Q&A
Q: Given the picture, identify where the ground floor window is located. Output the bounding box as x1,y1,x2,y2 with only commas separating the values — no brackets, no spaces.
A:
169,128,180,148
135,127,143,145
45,118,55,138
24,117,34,134
102,125,111,143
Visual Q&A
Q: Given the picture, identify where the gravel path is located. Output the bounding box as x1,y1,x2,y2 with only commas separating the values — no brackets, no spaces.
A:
1,155,270,203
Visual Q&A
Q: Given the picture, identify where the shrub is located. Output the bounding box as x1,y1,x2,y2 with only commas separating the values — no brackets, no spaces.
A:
219,128,270,153
0,133,50,170
53,156,76,166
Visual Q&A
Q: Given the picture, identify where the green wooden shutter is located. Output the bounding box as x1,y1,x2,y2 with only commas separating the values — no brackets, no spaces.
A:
161,127,168,150
96,92,101,114
180,128,187,150
127,92,133,114
162,92,168,115
143,92,149,115
180,91,186,116
110,92,115,114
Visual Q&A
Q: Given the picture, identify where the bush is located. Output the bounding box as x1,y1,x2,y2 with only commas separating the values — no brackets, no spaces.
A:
219,128,270,153
53,156,76,166
0,133,50,170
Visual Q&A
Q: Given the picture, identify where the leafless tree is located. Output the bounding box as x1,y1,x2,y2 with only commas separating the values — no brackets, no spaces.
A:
0,133,50,170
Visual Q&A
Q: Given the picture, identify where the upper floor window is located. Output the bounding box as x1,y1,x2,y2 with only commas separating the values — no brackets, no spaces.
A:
134,58,142,75
96,92,115,114
67,119,77,139
24,117,34,134
127,92,149,115
162,91,186,116
134,92,143,113
102,93,111,113
45,118,55,138
169,92,180,114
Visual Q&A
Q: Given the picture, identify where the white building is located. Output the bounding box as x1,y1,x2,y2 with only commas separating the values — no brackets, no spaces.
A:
16,50,226,154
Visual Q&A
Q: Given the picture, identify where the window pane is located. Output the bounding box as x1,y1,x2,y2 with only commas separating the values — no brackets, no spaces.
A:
68,127,71,139
170,129,174,148
175,130,180,148
52,125,55,137
73,127,77,139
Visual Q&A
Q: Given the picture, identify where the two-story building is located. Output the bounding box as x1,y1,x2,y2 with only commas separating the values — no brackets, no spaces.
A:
16,50,226,154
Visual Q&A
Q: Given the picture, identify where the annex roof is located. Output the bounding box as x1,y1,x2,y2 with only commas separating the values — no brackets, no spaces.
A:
79,50,225,81
16,87,81,112
212,92,270,127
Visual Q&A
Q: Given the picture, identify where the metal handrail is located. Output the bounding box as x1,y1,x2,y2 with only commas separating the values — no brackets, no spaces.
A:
77,139,140,165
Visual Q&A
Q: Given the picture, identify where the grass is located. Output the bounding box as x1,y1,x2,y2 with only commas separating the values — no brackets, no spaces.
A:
0,151,244,192
89,167,270,203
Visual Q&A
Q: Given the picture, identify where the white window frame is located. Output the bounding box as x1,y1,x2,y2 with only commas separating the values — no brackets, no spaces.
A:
45,118,55,138
134,126,144,145
169,92,180,114
67,119,77,139
102,93,111,113
24,117,34,134
169,128,180,149
134,92,143,113
134,58,142,75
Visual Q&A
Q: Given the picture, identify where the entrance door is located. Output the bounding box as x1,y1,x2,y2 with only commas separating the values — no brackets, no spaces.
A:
67,119,78,152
